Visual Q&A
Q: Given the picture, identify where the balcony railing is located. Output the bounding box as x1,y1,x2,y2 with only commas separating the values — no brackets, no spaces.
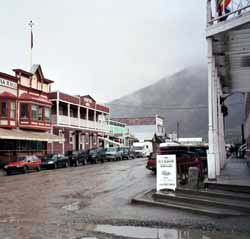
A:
208,0,250,25
51,114,109,132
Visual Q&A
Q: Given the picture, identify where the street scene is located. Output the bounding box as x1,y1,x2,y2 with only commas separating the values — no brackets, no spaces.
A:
1,0,250,239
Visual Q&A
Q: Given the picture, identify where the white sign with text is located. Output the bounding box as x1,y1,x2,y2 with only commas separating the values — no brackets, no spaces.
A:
0,78,17,89
157,154,177,191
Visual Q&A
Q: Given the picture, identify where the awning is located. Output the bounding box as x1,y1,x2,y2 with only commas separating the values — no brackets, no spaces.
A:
19,93,52,105
98,137,121,146
0,128,64,143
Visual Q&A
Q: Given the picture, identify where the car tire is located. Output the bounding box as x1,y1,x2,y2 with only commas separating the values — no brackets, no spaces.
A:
83,159,87,165
36,165,41,172
6,170,11,176
23,166,28,174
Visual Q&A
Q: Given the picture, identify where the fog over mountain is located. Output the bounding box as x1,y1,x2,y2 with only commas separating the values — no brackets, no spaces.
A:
108,65,244,142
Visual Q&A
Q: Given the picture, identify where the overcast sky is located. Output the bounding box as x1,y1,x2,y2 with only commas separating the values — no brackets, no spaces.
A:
0,0,206,103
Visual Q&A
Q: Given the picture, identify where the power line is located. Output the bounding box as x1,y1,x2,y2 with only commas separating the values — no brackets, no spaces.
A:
108,102,244,111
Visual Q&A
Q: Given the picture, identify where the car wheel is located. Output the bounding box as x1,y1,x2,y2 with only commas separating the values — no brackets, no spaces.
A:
23,166,28,174
6,170,11,176
36,165,41,172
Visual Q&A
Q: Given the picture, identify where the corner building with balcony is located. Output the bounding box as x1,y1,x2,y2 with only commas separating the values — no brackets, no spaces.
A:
0,64,63,165
48,92,110,154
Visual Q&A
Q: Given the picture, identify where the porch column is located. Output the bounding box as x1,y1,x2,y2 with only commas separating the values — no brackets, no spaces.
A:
67,103,70,125
56,91,59,125
86,108,89,128
207,37,217,180
78,106,80,127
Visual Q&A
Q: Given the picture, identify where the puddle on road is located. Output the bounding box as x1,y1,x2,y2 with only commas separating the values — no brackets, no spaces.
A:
62,202,80,211
81,224,249,239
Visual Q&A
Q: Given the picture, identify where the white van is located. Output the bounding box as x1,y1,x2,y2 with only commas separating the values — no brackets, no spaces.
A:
133,142,153,158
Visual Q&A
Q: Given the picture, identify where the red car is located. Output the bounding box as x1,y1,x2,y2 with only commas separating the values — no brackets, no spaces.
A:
4,155,41,175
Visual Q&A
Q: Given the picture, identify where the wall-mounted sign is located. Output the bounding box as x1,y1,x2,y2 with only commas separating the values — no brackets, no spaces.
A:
0,78,17,90
157,154,177,191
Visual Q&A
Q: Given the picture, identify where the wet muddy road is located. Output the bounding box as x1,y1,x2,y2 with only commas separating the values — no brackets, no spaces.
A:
0,158,250,238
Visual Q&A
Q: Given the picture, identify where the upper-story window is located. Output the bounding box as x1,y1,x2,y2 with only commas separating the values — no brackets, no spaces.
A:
0,101,7,117
44,108,51,122
10,102,16,119
20,103,29,119
32,104,38,120
38,106,43,121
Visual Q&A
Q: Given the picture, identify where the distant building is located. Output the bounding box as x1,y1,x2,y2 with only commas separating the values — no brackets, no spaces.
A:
112,115,165,142
108,120,137,147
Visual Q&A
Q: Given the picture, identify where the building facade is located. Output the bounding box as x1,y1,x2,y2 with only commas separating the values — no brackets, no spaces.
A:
48,92,110,153
112,115,165,142
245,93,250,159
0,64,62,165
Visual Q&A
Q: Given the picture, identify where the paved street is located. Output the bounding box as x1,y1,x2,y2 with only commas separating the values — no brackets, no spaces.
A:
0,158,250,239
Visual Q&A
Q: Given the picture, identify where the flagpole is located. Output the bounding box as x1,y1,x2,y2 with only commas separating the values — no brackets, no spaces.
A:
28,20,34,69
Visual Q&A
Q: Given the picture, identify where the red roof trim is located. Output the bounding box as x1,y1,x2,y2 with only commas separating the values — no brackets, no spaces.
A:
43,78,54,83
0,91,17,99
13,69,33,77
19,93,52,105
0,72,18,82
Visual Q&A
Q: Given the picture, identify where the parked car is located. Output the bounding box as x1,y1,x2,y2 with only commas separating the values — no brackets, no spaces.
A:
4,155,41,175
41,154,69,169
119,147,133,160
65,150,88,167
88,148,105,164
105,147,122,161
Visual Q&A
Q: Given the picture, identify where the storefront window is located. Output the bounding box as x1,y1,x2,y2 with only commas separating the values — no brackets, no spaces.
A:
0,101,7,117
44,108,51,122
10,101,16,119
32,104,38,120
38,107,43,121
20,103,29,119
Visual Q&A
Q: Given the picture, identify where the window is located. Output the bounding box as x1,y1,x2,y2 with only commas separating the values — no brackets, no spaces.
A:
10,101,16,119
85,134,89,144
44,108,51,122
32,104,38,120
93,134,97,144
38,107,43,121
0,101,7,117
69,131,73,144
20,103,29,119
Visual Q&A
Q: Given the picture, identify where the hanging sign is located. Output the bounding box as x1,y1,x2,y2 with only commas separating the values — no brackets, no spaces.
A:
157,154,177,191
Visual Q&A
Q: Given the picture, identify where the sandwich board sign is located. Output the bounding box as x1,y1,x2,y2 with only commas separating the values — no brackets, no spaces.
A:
157,154,177,191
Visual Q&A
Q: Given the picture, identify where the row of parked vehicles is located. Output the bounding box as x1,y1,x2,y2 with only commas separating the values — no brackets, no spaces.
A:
3,147,138,176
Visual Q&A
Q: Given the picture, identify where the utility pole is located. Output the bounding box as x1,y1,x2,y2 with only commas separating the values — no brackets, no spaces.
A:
177,121,180,140
28,20,34,69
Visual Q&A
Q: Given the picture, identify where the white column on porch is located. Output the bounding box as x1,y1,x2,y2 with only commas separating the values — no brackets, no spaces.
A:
213,71,220,177
207,36,217,180
67,103,70,125
56,91,59,125
78,106,80,128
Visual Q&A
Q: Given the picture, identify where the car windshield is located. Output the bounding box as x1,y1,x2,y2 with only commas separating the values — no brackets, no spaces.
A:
43,154,57,161
134,146,143,150
106,148,117,152
16,156,26,162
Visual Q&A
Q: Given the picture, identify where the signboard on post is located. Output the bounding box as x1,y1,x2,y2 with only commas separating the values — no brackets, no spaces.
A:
157,154,177,191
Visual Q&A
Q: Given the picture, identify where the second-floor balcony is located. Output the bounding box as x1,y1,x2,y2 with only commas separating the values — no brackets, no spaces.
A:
51,114,109,132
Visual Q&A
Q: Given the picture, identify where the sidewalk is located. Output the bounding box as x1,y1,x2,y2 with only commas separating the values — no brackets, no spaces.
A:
206,159,250,192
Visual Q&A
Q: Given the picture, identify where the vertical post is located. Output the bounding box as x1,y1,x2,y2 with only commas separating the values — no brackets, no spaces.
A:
86,108,89,128
207,37,217,180
56,91,59,125
207,0,212,26
78,106,80,128
28,20,34,69
68,103,70,125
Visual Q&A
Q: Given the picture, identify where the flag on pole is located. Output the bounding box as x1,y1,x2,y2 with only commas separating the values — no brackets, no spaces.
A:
217,0,231,13
31,30,33,49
